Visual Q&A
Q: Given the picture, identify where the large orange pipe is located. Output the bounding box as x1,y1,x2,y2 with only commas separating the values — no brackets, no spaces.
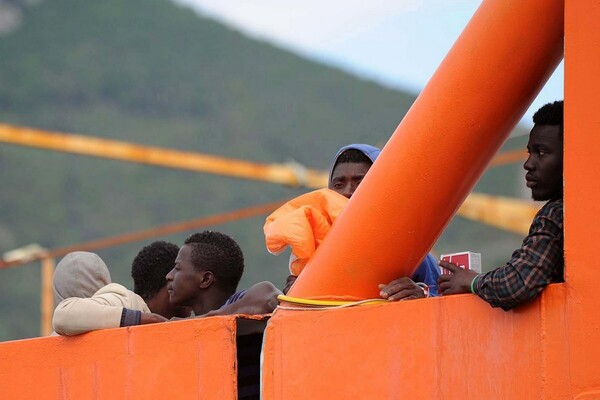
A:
289,0,564,301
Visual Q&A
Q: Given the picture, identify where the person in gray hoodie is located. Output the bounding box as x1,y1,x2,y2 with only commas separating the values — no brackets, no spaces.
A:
52,249,171,336
53,251,112,306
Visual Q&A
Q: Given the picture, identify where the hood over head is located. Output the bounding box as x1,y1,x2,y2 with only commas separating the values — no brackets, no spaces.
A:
328,144,381,182
53,251,112,304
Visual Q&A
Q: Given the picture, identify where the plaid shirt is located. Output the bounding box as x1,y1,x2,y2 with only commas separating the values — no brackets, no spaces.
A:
473,198,563,311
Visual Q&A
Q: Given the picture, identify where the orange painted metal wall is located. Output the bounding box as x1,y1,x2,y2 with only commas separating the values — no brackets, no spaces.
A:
0,318,239,399
263,286,570,399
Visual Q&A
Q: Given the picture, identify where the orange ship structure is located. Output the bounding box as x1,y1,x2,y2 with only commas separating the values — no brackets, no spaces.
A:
1,0,599,398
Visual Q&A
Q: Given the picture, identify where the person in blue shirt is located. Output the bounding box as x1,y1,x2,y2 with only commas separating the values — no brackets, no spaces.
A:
284,144,440,299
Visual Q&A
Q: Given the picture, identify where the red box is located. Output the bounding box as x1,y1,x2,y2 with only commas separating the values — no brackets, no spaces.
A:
440,251,482,275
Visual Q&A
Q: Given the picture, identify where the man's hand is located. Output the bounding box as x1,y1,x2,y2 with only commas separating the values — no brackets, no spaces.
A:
283,275,297,295
437,261,479,295
378,277,426,301
140,312,168,325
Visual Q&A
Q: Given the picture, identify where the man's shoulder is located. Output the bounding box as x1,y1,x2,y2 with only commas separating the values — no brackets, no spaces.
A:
223,290,247,307
527,198,564,238
94,282,130,296
93,283,149,311
542,197,563,212
535,198,563,223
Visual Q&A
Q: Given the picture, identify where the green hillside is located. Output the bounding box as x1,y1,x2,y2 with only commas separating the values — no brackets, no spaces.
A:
0,0,528,340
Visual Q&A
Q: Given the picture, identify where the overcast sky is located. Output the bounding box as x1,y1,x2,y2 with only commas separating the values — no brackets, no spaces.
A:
173,0,563,129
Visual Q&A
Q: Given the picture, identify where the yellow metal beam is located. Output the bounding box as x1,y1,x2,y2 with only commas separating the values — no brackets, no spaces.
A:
0,123,328,188
457,192,539,235
489,148,528,167
0,123,528,188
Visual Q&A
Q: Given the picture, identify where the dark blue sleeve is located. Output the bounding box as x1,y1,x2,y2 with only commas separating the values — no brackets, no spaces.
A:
222,289,247,307
120,308,141,327
411,254,441,297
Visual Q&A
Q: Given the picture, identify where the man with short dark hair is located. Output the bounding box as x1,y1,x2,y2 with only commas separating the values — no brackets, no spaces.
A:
438,101,564,310
131,241,191,319
166,231,280,317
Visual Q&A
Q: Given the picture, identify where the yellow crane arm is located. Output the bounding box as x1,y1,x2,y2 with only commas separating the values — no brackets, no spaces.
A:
0,123,328,188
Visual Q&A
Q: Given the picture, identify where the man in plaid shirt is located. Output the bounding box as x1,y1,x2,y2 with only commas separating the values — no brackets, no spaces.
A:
438,101,564,311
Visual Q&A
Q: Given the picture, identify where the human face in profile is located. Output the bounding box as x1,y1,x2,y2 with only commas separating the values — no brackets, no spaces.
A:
524,124,563,201
166,245,202,307
329,162,371,199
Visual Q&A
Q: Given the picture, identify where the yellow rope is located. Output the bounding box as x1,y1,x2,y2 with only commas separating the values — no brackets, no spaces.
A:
277,294,386,307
